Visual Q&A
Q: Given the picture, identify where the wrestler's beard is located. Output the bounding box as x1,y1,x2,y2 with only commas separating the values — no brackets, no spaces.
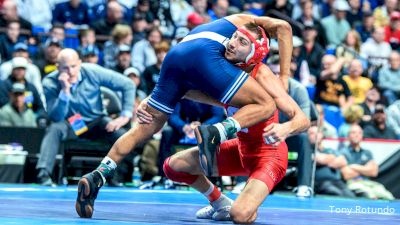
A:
224,47,241,64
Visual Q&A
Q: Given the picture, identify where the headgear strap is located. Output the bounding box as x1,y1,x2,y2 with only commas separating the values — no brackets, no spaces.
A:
235,26,270,69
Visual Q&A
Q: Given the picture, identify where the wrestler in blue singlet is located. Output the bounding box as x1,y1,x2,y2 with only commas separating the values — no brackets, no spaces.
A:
148,18,248,114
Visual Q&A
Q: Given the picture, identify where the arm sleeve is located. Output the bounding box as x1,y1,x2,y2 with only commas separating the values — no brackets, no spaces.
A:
340,79,352,97
82,4,90,25
0,110,11,126
292,83,311,119
93,64,136,118
0,84,9,108
378,68,392,90
363,150,374,164
202,105,225,125
31,86,45,114
341,148,352,164
387,108,400,136
168,102,186,132
131,42,146,73
43,78,70,122
51,4,63,24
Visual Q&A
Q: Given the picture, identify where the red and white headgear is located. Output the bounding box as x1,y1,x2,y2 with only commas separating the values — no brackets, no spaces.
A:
235,26,270,69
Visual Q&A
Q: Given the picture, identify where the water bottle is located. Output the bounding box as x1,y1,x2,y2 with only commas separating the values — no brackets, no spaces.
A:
132,167,142,187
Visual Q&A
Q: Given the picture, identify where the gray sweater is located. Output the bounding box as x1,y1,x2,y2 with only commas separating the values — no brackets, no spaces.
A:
378,67,400,92
43,63,136,122
279,78,311,123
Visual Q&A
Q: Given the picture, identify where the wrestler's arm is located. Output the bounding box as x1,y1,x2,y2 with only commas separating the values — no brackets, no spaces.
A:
226,14,293,91
256,64,310,136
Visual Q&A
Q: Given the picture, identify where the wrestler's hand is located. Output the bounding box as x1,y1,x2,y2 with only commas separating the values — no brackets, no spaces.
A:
136,99,154,124
106,116,130,132
190,121,201,129
263,123,290,147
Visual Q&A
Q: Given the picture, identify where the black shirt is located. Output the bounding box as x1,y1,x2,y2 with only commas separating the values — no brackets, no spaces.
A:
142,64,160,95
0,16,32,31
315,76,351,107
296,43,325,77
91,19,127,36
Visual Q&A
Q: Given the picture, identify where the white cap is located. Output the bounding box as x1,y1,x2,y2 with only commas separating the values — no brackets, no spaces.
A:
269,39,279,51
123,67,141,77
333,0,350,11
12,57,28,69
293,36,303,48
175,27,190,39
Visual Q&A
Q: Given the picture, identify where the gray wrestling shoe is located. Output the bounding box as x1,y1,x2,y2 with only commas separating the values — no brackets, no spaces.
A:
196,205,215,219
196,194,233,221
196,205,232,221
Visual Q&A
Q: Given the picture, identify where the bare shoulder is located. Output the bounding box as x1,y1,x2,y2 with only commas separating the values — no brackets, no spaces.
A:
256,64,274,78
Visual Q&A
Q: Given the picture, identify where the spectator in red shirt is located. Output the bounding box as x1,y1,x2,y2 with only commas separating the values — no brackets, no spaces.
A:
384,11,400,50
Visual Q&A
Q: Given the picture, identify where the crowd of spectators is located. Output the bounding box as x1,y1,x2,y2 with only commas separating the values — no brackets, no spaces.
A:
0,0,398,198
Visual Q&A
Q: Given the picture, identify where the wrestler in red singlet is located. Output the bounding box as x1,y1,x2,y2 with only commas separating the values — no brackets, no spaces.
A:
217,63,288,191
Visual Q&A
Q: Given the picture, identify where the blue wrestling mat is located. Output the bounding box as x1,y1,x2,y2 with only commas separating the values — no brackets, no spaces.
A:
0,184,399,225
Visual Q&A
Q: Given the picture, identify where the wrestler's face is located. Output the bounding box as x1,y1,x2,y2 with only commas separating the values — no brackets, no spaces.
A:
225,30,254,64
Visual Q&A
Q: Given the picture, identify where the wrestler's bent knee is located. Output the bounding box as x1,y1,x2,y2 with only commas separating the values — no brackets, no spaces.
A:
163,157,198,185
230,204,256,224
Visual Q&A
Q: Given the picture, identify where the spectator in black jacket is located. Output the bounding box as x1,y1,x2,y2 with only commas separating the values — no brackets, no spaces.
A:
0,20,23,63
296,25,325,78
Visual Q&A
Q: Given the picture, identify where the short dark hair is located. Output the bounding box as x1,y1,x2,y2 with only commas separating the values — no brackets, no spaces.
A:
146,27,162,39
7,20,20,27
50,23,64,32
243,22,263,40
78,28,95,40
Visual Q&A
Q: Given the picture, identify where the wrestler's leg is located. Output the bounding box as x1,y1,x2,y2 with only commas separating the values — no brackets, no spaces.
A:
230,179,269,224
76,103,168,218
107,104,168,164
228,76,276,128
194,77,277,176
230,144,288,224
164,140,246,220
164,147,232,220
